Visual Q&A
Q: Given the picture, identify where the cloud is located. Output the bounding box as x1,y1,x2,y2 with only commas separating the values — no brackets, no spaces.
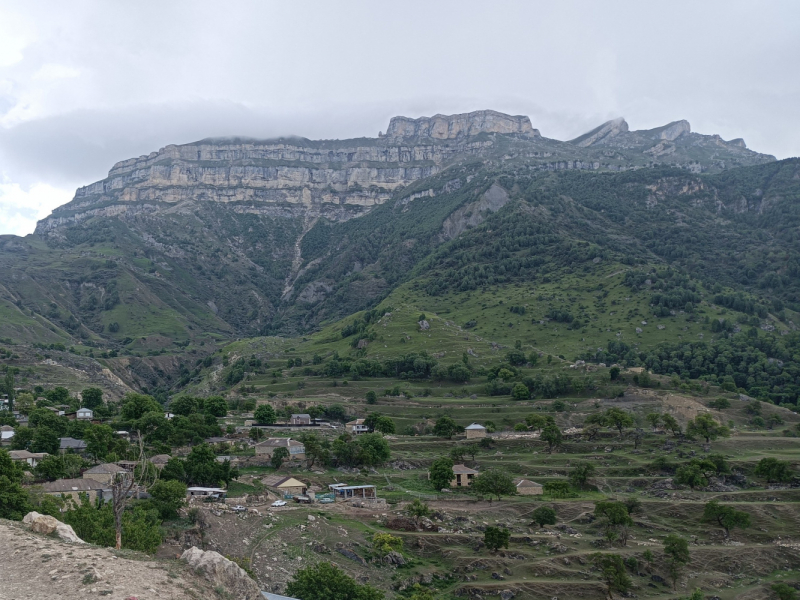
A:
0,177,73,236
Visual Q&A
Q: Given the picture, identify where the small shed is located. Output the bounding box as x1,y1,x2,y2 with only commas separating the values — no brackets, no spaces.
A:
465,423,487,439
330,484,377,500
290,414,311,425
515,479,544,495
149,454,171,469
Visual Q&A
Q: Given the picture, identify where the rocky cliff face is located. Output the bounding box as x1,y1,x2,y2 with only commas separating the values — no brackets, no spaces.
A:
383,109,539,139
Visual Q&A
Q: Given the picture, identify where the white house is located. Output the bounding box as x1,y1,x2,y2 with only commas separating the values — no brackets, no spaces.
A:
76,408,94,420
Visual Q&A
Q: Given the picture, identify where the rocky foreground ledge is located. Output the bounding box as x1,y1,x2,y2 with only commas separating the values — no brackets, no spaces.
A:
0,519,256,600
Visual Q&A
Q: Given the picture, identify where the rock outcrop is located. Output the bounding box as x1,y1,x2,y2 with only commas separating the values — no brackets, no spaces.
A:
384,109,539,139
570,117,629,147
651,119,691,141
181,546,262,600
23,511,85,544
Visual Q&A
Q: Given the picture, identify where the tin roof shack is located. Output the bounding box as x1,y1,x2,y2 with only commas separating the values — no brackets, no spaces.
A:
254,438,305,459
42,478,110,504
263,475,308,497
515,479,544,495
328,483,377,501
187,487,227,500
465,423,487,439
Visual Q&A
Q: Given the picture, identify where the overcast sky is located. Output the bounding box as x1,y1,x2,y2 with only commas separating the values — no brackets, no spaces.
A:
1,0,798,236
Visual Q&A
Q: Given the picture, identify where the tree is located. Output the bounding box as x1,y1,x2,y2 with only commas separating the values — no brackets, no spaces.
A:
365,390,377,404
254,404,277,425
544,480,572,498
271,447,290,470
663,534,690,589
354,433,391,466
249,427,264,442
184,443,239,486
702,500,750,538
9,426,33,450
34,453,86,480
406,498,430,520
374,416,396,434
661,413,682,437
372,532,403,557
531,505,557,529
203,396,228,417
160,457,187,482
81,387,104,409
525,414,550,432
511,383,530,400
31,426,60,454
772,583,799,600
0,449,29,520
148,479,187,519
595,501,633,546
433,416,458,438
286,562,384,600
602,408,635,437
541,423,562,453
429,457,454,491
593,553,631,600
609,366,621,381
645,413,662,431
472,468,515,500
3,371,15,412
754,457,794,483
298,432,329,469
84,424,116,461
110,435,157,550
484,526,510,551
687,413,730,443
569,461,596,490
708,397,731,410
450,445,467,463
121,393,162,421
675,458,716,489
170,396,200,416
464,442,480,461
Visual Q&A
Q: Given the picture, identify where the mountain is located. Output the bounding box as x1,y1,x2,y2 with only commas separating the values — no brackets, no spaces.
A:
0,109,797,395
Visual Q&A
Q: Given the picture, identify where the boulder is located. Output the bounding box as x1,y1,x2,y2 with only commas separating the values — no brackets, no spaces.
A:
30,514,60,535
181,547,261,600
384,551,406,566
500,591,516,600
55,523,85,544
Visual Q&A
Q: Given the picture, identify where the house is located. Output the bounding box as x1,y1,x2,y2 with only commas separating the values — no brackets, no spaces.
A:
345,419,369,435
465,423,487,439
0,425,15,444
266,476,308,497
45,406,65,416
514,479,544,495
290,414,311,425
76,408,94,421
83,463,128,484
450,464,479,487
9,450,49,467
328,483,377,500
59,437,87,453
254,438,306,459
149,454,171,469
42,478,109,503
